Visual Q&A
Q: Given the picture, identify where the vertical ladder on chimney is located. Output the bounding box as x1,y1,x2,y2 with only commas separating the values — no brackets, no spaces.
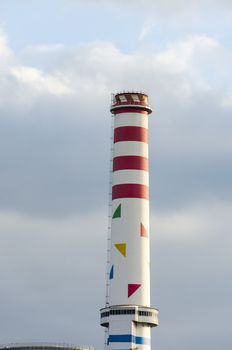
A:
104,105,114,349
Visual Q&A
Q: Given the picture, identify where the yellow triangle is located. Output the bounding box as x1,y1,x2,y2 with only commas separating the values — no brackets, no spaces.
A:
115,243,126,257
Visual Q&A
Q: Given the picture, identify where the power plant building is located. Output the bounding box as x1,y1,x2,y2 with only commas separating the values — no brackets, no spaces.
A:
0,344,93,350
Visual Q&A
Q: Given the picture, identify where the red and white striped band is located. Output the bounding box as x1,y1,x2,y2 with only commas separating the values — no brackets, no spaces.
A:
114,126,148,143
112,184,149,200
113,156,148,172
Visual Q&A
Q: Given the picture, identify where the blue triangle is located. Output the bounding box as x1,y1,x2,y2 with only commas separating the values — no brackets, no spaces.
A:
109,265,114,280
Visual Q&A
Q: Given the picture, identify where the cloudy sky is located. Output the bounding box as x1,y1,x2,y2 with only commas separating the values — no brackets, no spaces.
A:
0,1,231,349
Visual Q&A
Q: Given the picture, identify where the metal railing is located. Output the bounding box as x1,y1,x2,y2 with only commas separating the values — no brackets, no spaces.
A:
0,343,94,350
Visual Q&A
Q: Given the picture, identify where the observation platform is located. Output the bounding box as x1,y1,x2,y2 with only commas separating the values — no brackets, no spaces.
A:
100,305,159,328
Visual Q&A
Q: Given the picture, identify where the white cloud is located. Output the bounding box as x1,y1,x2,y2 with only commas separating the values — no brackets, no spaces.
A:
0,1,231,345
0,29,231,217
11,65,74,96
151,200,232,242
0,27,231,350
0,30,13,61
22,44,66,55
1,32,230,117
138,19,155,41
154,35,219,74
72,0,232,15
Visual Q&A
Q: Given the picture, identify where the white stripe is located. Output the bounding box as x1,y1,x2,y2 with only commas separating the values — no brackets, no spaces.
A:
113,141,148,158
114,113,148,128
113,170,149,186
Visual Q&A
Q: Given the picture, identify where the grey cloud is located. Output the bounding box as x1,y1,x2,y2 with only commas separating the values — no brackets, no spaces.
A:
0,11,231,350
150,201,232,349
1,37,230,217
149,89,232,210
152,238,232,349
0,212,106,345
0,200,231,349
0,102,110,217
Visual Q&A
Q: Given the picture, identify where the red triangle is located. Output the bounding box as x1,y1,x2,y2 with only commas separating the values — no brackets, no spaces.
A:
128,284,141,298
140,223,148,237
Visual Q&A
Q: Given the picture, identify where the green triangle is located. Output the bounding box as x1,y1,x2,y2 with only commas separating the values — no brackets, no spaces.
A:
112,204,121,219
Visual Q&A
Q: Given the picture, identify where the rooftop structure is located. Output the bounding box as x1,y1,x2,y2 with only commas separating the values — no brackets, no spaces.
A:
0,343,94,350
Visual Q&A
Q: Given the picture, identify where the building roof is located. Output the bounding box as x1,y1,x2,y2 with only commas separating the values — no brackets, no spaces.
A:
0,343,94,350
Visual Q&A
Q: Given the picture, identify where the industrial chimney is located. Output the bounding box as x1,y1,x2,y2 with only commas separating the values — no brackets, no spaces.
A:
100,92,158,350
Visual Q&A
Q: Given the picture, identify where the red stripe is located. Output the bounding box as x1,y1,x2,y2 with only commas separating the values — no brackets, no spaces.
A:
112,184,149,200
112,108,148,114
114,126,148,143
113,156,148,171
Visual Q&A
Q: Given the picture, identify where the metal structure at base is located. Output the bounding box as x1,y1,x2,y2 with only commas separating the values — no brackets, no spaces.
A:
0,343,94,350
100,92,158,350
